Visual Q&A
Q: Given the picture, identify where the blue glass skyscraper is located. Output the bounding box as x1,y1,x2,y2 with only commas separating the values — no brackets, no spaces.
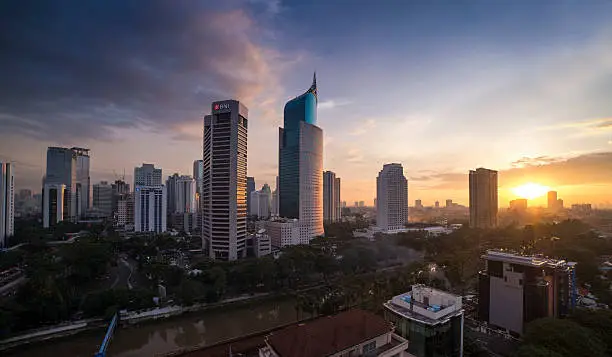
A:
278,73,324,242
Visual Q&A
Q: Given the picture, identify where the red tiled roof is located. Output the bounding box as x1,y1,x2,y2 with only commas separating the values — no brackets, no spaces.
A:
267,309,391,357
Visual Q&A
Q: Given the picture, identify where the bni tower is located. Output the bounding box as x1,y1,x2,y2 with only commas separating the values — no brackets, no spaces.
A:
278,73,324,243
202,100,248,261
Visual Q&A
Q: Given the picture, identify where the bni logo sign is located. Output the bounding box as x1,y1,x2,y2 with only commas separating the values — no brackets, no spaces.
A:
214,103,230,111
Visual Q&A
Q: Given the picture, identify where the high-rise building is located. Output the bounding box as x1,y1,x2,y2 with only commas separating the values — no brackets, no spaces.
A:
18,189,32,201
278,73,324,243
202,100,248,261
358,200,365,207
250,185,271,219
445,199,453,208
414,199,423,209
134,163,162,187
72,147,90,217
134,185,167,233
175,176,196,213
45,147,77,220
434,200,439,208
509,198,528,211
246,176,256,218
43,183,66,228
547,191,557,210
384,285,464,357
92,181,113,217
341,201,347,208
354,201,359,207
115,193,133,228
166,173,180,214
469,168,498,229
479,250,577,336
193,160,204,195
111,179,130,211
376,163,408,233
323,171,341,222
271,176,279,217
0,162,15,248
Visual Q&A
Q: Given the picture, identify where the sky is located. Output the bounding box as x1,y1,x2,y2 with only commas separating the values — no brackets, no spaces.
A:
1,0,612,207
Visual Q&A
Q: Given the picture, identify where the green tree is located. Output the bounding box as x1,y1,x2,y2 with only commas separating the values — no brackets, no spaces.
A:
520,318,606,357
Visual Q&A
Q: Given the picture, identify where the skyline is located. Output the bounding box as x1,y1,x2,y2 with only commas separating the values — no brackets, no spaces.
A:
1,1,612,207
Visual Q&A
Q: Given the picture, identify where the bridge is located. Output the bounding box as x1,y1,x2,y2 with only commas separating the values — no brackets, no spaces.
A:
95,313,118,357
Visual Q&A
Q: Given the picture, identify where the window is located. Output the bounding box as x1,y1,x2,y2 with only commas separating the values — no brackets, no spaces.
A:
362,341,376,356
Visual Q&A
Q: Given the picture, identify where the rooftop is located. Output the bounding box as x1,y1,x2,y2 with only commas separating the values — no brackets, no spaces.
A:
484,250,571,268
265,309,391,357
385,285,463,326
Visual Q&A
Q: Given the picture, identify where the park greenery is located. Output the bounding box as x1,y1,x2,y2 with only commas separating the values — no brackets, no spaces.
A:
1,215,611,357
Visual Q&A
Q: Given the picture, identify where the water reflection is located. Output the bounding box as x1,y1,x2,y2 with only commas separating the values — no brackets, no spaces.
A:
7,298,297,357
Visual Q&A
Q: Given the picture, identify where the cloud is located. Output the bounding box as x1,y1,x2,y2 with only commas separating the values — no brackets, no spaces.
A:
349,119,377,136
319,99,352,110
0,1,287,142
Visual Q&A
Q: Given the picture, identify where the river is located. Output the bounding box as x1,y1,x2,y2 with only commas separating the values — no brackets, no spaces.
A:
7,297,298,357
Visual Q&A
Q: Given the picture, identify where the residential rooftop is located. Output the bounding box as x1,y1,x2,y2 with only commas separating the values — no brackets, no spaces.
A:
263,309,393,357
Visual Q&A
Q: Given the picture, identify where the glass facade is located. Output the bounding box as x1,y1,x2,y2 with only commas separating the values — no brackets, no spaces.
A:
385,309,463,357
279,74,317,219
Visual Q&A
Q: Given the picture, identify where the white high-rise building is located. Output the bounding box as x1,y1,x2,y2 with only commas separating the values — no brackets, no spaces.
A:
93,181,113,217
0,162,15,248
250,184,271,219
175,176,196,213
43,183,66,228
323,171,341,222
202,100,248,261
72,147,91,217
134,185,167,233
193,160,204,195
376,163,408,233
134,163,162,187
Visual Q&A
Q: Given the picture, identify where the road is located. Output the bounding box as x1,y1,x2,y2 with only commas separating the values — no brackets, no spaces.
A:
110,255,136,290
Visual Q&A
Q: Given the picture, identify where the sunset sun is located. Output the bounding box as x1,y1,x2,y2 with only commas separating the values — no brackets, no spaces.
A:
512,183,550,200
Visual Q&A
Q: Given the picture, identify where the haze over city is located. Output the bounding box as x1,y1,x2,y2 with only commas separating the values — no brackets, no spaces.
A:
1,0,612,206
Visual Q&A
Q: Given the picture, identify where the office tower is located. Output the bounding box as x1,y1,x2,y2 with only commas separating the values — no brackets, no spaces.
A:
384,285,464,357
358,200,365,207
354,201,359,207
134,185,167,233
250,185,271,219
92,181,113,217
18,189,32,200
0,162,15,248
193,160,204,195
246,176,256,217
45,147,77,220
479,250,577,336
72,147,90,217
341,201,347,208
271,177,279,217
445,199,453,208
111,179,130,211
434,201,439,208
509,198,528,211
116,193,133,228
175,176,196,213
134,163,162,187
547,191,557,210
166,173,180,213
469,168,498,229
43,183,66,228
278,73,324,243
376,163,408,233
557,199,564,209
202,100,248,261
323,171,341,222
415,199,423,209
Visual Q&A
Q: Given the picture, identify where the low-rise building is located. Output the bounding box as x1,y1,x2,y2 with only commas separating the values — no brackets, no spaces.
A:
253,229,272,257
264,219,300,248
259,309,410,357
384,284,464,357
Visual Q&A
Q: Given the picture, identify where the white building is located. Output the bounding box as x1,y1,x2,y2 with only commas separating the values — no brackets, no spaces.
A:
43,183,66,228
323,171,341,222
134,185,167,233
175,176,197,213
252,229,272,258
377,163,408,233
265,219,301,248
0,162,15,248
93,181,113,217
202,100,248,261
134,163,162,187
250,185,271,219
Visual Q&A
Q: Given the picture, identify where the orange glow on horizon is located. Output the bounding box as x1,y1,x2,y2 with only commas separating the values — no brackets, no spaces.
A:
512,182,550,200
